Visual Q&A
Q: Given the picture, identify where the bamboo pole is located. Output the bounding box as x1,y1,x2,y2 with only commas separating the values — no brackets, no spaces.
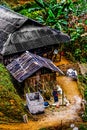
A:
62,91,64,106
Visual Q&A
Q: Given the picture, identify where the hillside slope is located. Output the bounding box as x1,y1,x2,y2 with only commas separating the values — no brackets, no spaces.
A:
0,64,26,123
0,58,83,129
0,75,82,129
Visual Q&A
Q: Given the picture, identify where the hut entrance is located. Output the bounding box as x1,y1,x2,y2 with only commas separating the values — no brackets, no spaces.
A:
24,72,57,100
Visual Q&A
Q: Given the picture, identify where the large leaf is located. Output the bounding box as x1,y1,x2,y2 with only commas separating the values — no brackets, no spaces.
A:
35,0,45,8
53,22,62,31
48,9,55,18
36,16,45,23
28,7,41,13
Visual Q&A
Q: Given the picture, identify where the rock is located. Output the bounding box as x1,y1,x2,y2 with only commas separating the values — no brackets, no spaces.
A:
73,127,79,130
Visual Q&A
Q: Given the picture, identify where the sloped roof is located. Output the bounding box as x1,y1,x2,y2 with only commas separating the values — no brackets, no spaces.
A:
0,6,70,56
6,51,64,82
0,5,28,52
1,26,70,56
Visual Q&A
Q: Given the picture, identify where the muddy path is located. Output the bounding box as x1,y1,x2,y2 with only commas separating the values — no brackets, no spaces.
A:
0,75,83,130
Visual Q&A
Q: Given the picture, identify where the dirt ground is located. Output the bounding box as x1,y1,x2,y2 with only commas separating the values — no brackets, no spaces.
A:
0,56,83,130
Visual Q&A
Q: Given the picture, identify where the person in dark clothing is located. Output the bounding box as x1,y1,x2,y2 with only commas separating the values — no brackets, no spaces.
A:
52,88,58,102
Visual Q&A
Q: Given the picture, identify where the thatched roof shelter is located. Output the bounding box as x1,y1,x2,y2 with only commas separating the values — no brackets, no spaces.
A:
6,51,64,82
0,6,70,57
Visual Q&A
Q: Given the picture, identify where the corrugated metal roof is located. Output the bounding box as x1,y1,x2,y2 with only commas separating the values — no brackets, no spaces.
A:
6,51,64,82
0,6,70,56
0,5,28,53
1,26,70,55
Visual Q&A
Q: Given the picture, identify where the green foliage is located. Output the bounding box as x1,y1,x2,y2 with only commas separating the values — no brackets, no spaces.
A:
74,0,87,15
81,111,87,122
78,74,87,122
0,1,10,8
0,64,26,122
16,0,87,63
18,0,74,30
39,128,47,130
79,124,87,130
0,64,15,91
34,0,74,31
13,2,34,11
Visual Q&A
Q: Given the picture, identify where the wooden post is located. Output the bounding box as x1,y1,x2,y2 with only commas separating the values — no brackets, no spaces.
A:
23,114,28,123
62,91,64,106
59,43,64,61
61,120,63,130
